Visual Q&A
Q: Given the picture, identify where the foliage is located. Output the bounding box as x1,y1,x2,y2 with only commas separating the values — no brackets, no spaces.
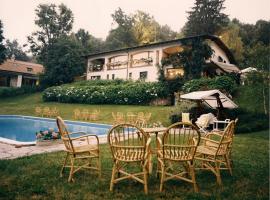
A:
5,39,30,61
39,37,85,87
182,76,237,94
219,22,244,63
105,8,137,50
42,80,168,105
73,29,105,54
0,86,41,98
0,20,6,64
27,3,74,60
36,128,60,141
161,38,212,80
183,0,229,36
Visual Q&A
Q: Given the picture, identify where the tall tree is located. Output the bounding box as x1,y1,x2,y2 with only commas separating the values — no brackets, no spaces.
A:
27,3,73,62
74,29,104,54
105,8,137,50
40,36,85,87
219,22,244,63
0,20,6,64
5,39,30,61
184,0,229,36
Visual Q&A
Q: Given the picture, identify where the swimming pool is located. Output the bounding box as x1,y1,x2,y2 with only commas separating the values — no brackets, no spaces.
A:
0,115,112,145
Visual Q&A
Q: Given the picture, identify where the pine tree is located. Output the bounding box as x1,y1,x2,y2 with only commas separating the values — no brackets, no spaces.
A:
184,0,229,36
0,20,7,64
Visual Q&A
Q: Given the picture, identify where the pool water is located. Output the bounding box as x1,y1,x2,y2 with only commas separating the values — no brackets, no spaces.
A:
0,115,111,142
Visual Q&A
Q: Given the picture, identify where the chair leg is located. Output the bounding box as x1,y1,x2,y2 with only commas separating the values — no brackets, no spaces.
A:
189,162,198,192
159,161,165,192
110,163,117,192
143,167,148,194
225,154,233,176
215,162,222,185
60,153,69,177
68,157,75,182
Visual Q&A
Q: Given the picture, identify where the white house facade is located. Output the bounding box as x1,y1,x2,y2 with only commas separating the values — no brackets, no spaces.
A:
85,35,240,82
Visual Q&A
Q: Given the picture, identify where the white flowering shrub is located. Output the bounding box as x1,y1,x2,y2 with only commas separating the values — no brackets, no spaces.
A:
42,80,168,105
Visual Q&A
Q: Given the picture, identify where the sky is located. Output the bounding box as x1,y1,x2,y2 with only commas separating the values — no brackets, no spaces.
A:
0,0,269,47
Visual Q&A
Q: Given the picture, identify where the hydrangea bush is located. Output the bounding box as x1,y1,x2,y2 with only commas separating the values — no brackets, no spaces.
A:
42,80,169,105
36,128,61,141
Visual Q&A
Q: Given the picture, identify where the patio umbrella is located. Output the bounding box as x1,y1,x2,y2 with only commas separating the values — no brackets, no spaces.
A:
180,89,238,118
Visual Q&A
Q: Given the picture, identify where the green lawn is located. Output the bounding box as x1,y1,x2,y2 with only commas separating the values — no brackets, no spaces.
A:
0,130,268,200
0,93,172,126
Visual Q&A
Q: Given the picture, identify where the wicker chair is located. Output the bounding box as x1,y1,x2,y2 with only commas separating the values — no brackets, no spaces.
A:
108,123,151,194
35,107,42,116
194,120,236,185
112,112,125,125
56,117,101,182
157,122,201,192
126,112,136,124
43,107,51,118
73,109,81,120
81,109,89,121
51,107,59,117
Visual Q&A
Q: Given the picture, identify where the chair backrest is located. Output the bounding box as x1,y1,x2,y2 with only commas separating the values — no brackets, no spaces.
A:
56,117,74,152
182,113,190,123
215,120,236,156
107,123,148,162
162,122,201,161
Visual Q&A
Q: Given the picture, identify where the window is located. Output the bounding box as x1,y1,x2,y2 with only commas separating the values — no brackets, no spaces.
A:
139,71,148,80
129,72,132,79
112,74,115,80
107,74,109,79
91,76,101,80
27,67,33,72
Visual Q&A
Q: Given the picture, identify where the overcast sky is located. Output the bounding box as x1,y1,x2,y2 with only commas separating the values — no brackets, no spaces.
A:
0,0,269,46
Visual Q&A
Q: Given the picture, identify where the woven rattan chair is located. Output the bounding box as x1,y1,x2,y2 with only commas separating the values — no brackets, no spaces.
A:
51,107,59,117
81,109,89,121
108,123,151,194
73,109,81,120
35,107,42,116
112,112,125,125
194,120,236,185
126,112,136,124
56,117,101,182
157,122,201,192
43,107,51,118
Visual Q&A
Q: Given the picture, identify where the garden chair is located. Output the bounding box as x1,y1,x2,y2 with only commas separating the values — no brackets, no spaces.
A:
194,120,236,185
73,109,81,120
51,107,59,117
56,117,101,182
137,112,144,121
144,112,152,126
81,109,89,121
195,114,210,133
43,107,51,118
35,107,42,116
126,112,136,124
107,123,151,194
89,109,100,121
157,122,201,192
112,112,125,125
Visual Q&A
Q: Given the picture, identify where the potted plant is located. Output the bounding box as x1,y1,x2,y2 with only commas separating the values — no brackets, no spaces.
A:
36,128,62,146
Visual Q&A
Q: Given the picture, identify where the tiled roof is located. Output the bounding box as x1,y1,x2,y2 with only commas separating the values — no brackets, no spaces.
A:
0,59,44,75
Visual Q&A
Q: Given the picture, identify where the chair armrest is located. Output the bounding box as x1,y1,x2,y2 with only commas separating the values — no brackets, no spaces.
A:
205,132,223,138
67,134,99,146
156,136,162,149
200,137,219,145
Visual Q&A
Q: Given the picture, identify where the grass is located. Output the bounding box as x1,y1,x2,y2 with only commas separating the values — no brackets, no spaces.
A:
0,93,172,126
0,130,268,200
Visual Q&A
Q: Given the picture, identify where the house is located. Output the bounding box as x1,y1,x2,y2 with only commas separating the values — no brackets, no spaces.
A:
0,58,43,87
85,34,240,82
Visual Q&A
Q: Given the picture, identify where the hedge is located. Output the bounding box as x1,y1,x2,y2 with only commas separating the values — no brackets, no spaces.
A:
0,86,41,98
42,80,169,105
182,76,237,94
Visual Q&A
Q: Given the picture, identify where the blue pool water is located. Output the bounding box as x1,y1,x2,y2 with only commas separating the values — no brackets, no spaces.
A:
0,115,111,142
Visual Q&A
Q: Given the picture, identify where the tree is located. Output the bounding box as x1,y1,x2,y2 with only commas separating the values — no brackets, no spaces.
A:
184,0,229,36
5,39,30,61
39,36,85,87
0,20,6,64
132,11,177,44
27,3,73,62
219,22,244,63
105,8,137,50
74,29,105,54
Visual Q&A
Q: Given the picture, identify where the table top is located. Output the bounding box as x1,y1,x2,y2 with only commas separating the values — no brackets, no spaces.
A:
142,127,167,134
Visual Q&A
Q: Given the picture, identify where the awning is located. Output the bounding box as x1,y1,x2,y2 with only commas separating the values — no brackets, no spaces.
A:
209,60,240,73
180,90,238,109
